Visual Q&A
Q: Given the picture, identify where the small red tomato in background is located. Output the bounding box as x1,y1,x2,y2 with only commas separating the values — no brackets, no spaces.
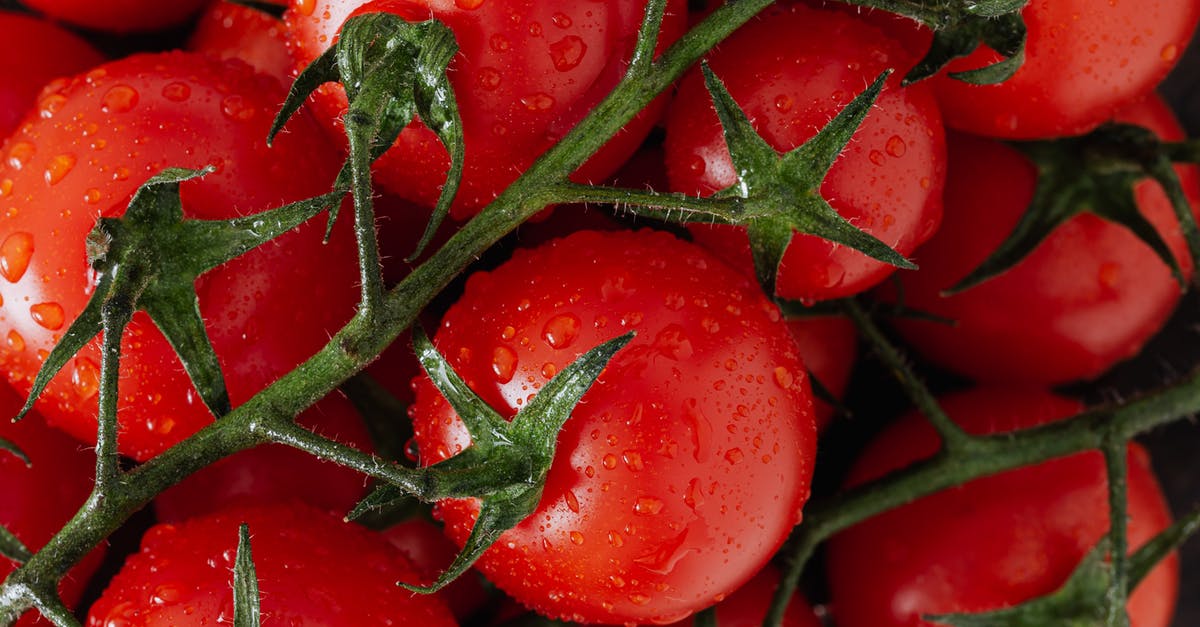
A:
384,516,492,623
284,0,686,219
87,502,458,626
884,95,1200,384
188,0,293,84
23,0,209,33
0,52,359,461
410,229,816,625
668,565,822,627
666,3,945,302
787,316,856,430
0,382,104,626
827,387,1177,627
154,392,374,523
0,12,104,138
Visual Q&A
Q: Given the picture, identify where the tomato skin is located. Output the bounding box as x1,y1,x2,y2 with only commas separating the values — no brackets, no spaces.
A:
827,388,1177,627
87,502,457,626
930,0,1200,139
409,229,816,625
23,0,208,33
668,565,822,627
284,0,686,219
384,517,493,623
786,316,856,430
0,383,104,626
885,95,1199,384
0,52,359,461
0,12,104,139
665,3,945,302
188,0,294,84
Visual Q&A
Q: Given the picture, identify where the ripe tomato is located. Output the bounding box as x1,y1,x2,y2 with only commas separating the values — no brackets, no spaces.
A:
87,502,457,626
668,565,821,627
188,0,293,84
786,315,856,430
665,3,945,302
827,388,1177,627
0,52,359,461
384,517,492,623
0,12,104,139
0,382,104,626
22,0,208,33
409,229,817,624
284,0,686,219
154,392,374,523
884,95,1199,384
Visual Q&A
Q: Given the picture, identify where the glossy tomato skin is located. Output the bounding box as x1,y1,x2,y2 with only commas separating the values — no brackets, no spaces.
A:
668,565,821,627
0,12,104,139
410,229,817,625
0,52,359,461
885,95,1199,384
188,0,293,84
827,388,1177,627
665,3,945,302
0,383,104,626
154,392,374,522
23,0,208,33
87,502,457,626
787,316,856,430
284,0,686,219
930,0,1200,139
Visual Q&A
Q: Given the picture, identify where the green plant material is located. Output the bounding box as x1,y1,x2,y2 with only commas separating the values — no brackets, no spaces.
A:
233,524,262,627
0,524,30,565
0,437,27,467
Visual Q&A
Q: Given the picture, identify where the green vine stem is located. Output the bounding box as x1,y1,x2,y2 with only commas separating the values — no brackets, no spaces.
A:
1102,440,1131,627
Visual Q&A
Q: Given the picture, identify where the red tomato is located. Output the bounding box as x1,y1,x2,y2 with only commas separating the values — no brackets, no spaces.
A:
0,52,359,461
0,382,104,626
0,12,104,138
284,0,686,219
884,95,1199,384
154,392,374,523
23,0,208,33
668,565,822,627
665,3,945,302
409,229,817,624
787,316,856,430
384,517,492,623
930,0,1200,139
87,502,457,625
827,388,1177,627
188,0,294,84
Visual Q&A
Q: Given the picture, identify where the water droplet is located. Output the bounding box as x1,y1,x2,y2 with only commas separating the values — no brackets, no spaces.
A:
608,530,624,547
30,302,64,330
543,313,580,349
1161,43,1179,62
551,12,573,27
149,415,176,435
296,0,316,15
500,325,516,340
919,176,931,190
773,366,794,390
565,490,580,513
724,448,744,464
84,188,102,204
44,154,76,186
39,94,67,119
528,21,543,37
490,34,511,52
478,67,502,91
629,593,651,606
549,36,587,71
0,231,34,282
541,362,557,378
653,324,692,360
885,135,907,157
521,92,556,111
162,82,191,102
492,345,518,383
622,450,644,471
684,477,704,511
634,496,664,515
868,150,886,166
774,94,793,112
5,330,23,352
683,399,712,463
602,453,618,470
8,142,35,170
0,179,12,197
101,85,139,114
71,358,100,400
221,95,256,121
151,584,181,605
633,529,691,574
569,531,585,545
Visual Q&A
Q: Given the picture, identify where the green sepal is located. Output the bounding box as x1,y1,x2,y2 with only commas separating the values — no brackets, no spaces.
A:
0,437,28,466
947,123,1199,294
899,7,1027,85
699,66,913,296
233,524,262,627
268,13,465,259
1128,507,1200,587
0,523,31,565
341,373,414,464
223,0,285,18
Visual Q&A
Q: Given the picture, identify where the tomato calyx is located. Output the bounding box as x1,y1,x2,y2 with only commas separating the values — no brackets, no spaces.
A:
233,523,263,626
272,12,464,262
947,123,1200,294
350,325,634,594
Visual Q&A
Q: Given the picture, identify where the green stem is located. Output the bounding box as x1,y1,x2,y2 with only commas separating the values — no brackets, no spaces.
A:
548,182,746,224
1102,439,1130,627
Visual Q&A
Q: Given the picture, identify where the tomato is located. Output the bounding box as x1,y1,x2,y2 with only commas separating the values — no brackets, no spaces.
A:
883,95,1199,384
827,387,1177,627
384,517,493,623
0,382,104,626
668,565,822,627
188,0,293,84
284,0,686,219
23,0,209,33
409,229,817,624
0,12,104,139
665,3,945,302
786,316,856,430
929,0,1200,139
87,502,458,625
0,51,360,461
154,392,374,523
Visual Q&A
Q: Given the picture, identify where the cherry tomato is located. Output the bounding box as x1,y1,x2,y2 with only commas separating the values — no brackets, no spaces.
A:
409,229,817,624
668,565,822,627
0,11,104,139
23,0,209,33
0,52,359,461
188,0,293,84
87,502,458,625
0,382,104,626
827,387,1177,627
384,516,493,623
284,0,686,219
884,95,1200,384
786,315,856,430
665,3,945,302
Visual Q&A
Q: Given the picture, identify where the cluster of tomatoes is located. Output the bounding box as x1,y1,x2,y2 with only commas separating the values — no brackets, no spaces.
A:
0,0,1198,625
